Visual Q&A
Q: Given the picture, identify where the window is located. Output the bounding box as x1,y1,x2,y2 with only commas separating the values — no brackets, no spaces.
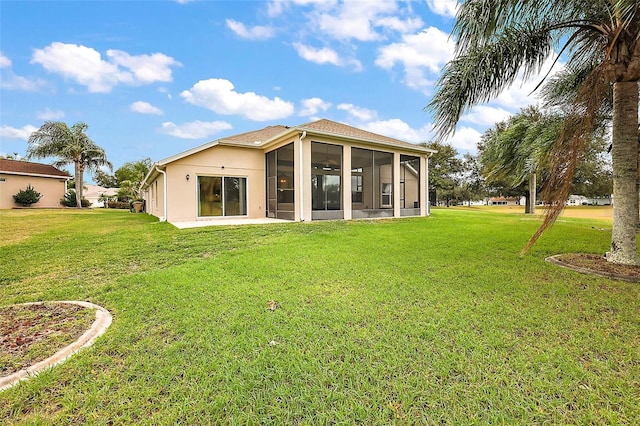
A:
198,176,247,217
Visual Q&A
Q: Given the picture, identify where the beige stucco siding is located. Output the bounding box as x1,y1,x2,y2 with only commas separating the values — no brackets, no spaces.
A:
158,145,266,222
0,174,66,209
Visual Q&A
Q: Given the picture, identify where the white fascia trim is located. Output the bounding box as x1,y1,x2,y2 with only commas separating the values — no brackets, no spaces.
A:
266,127,438,155
0,171,70,180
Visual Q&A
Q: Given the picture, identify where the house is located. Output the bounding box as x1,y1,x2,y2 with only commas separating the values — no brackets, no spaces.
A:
489,196,524,206
0,159,70,209
584,195,612,206
83,184,119,208
140,119,436,225
566,194,588,206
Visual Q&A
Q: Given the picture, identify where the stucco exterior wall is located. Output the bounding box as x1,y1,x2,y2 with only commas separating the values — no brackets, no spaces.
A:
149,145,266,223
0,174,67,209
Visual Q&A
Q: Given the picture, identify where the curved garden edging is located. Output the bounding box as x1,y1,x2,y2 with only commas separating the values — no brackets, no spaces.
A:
545,254,640,283
0,301,112,391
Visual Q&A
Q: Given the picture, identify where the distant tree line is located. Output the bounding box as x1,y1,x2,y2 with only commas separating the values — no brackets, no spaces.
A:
425,106,612,209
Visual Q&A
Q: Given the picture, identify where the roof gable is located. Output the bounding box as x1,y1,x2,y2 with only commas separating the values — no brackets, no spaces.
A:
0,159,70,178
297,119,424,151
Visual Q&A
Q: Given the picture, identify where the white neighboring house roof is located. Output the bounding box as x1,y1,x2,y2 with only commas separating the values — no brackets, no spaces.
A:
83,185,118,199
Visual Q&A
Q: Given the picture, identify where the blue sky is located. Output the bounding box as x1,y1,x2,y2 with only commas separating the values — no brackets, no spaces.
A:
1,0,552,176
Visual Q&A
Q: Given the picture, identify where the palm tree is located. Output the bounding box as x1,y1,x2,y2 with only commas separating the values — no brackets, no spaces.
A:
27,121,112,208
479,107,563,214
429,1,640,265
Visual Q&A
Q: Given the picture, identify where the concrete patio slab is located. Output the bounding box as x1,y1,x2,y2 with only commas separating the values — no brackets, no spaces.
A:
171,217,290,229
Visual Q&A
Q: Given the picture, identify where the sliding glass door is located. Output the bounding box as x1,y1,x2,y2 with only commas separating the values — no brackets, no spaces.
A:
198,176,247,217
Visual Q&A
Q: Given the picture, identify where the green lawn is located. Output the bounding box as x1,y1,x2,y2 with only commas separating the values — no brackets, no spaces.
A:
1,208,638,424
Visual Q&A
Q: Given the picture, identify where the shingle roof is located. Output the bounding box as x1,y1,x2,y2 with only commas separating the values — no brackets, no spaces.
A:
153,118,432,170
220,125,290,145
0,159,69,178
297,119,424,150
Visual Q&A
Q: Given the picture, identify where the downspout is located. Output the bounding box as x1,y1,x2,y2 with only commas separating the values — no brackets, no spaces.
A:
426,152,433,215
299,130,307,221
156,166,167,222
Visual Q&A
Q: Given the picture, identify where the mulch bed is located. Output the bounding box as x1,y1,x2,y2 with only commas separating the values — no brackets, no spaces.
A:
0,303,95,377
549,253,640,282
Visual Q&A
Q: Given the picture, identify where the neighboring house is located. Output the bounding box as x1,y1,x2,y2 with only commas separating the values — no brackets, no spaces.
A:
584,196,612,206
566,194,589,206
489,196,523,206
84,184,119,208
0,159,70,209
140,119,436,225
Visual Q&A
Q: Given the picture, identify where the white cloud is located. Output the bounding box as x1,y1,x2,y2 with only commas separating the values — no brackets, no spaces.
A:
106,50,181,84
461,105,513,128
0,52,11,68
181,78,294,121
293,42,339,65
31,42,181,93
426,0,458,18
317,0,397,41
442,126,483,152
226,19,275,40
360,119,432,144
0,124,38,140
299,97,332,116
0,73,48,92
376,27,455,92
375,16,424,34
292,42,362,70
0,52,47,91
160,120,232,139
268,0,335,17
337,103,377,121
130,101,164,115
36,108,65,120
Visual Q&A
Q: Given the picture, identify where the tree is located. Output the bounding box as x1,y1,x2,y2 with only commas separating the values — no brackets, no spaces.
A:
480,106,612,209
457,153,486,206
479,107,562,213
422,141,462,206
1,152,22,160
27,121,112,208
114,158,152,201
428,1,640,265
94,169,118,188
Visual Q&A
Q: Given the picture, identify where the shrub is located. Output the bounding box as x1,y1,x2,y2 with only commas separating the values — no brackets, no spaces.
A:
13,184,42,207
107,201,131,209
61,191,90,208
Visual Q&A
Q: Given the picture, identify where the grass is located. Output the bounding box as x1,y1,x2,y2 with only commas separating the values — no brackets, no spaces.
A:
0,207,638,424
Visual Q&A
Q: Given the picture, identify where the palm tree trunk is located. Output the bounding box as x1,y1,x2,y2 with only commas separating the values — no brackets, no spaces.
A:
609,81,640,265
529,172,536,215
75,162,83,208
